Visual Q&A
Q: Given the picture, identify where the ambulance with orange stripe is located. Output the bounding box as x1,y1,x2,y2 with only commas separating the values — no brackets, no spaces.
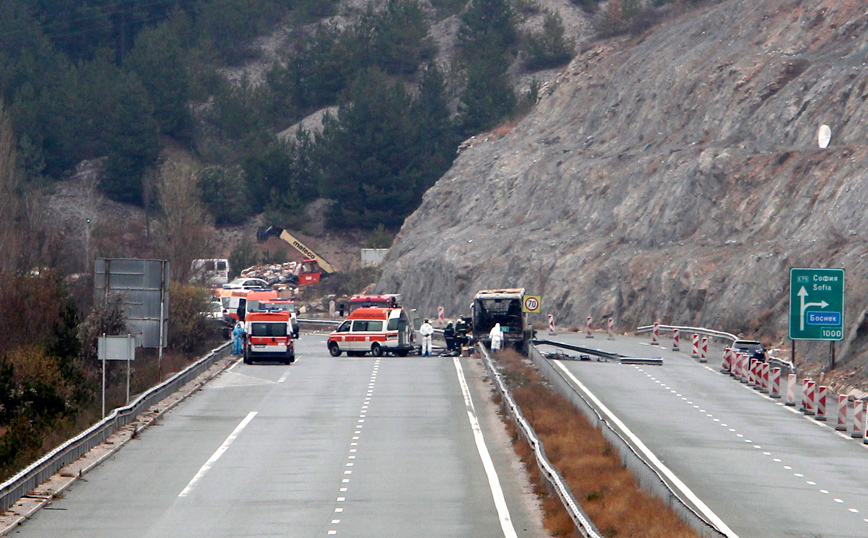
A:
327,307,415,357
243,310,295,365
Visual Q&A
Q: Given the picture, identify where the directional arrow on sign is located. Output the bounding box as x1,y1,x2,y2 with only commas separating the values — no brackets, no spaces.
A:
798,286,829,331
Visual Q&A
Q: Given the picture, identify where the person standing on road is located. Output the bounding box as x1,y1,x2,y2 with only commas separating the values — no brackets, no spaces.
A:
489,323,503,353
232,322,245,355
444,322,456,353
420,319,434,356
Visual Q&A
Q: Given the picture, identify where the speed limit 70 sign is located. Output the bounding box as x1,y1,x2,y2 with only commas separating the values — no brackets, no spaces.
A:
522,295,542,313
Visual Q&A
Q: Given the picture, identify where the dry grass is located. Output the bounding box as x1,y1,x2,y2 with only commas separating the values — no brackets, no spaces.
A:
494,349,700,538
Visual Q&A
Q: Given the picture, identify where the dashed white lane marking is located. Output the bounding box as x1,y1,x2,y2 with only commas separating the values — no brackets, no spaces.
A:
328,358,381,535
453,357,518,538
554,361,739,538
278,370,291,383
179,411,258,497
633,365,867,520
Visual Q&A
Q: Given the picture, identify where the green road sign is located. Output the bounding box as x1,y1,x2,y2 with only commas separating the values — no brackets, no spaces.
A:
789,268,845,341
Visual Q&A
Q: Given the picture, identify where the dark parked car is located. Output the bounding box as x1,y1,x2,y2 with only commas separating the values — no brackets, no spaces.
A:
732,340,766,362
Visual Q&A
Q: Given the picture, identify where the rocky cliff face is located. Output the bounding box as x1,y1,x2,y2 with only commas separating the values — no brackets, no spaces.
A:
378,0,868,369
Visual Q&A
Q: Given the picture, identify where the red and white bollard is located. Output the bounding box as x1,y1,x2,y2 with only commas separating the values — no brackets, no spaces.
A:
815,386,828,421
438,306,445,326
852,400,865,439
748,359,757,386
741,355,751,384
607,318,615,340
720,348,731,373
835,395,848,431
699,336,708,363
548,314,556,335
672,328,680,351
586,316,593,338
769,367,781,398
760,363,770,393
691,334,699,358
802,379,816,415
734,352,744,379
651,322,660,345
785,374,797,406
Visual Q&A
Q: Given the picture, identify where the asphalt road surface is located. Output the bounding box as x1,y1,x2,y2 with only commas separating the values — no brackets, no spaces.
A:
14,334,544,538
540,332,868,538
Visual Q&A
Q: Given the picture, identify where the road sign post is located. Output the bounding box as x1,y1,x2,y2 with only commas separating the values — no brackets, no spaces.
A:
789,268,845,341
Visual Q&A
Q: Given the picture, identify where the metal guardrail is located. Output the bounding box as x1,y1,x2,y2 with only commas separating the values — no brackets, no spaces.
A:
636,324,796,375
532,339,624,360
527,343,728,538
479,344,603,538
0,341,232,513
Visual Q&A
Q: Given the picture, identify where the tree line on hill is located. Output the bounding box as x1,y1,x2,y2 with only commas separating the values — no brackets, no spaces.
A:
0,0,580,235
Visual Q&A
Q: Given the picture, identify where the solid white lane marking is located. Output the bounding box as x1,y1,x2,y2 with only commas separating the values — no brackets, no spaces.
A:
179,411,257,497
453,357,518,538
278,370,291,383
553,360,739,538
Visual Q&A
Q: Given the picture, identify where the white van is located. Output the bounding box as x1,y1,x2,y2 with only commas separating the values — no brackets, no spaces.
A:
191,259,230,286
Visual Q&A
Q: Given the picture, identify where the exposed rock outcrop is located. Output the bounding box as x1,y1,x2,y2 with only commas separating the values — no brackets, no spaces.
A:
378,0,868,368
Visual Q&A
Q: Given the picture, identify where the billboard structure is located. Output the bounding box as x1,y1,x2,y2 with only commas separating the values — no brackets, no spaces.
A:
95,258,170,349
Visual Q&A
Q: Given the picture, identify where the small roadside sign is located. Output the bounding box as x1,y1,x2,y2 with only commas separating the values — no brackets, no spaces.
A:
522,295,542,314
789,268,845,341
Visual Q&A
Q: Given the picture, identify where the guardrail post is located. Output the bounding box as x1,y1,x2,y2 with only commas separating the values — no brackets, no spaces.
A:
672,328,680,351
835,395,848,431
691,334,699,358
770,367,781,398
785,374,797,406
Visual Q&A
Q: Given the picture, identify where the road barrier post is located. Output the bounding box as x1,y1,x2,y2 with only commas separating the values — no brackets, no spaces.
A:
815,386,827,421
672,328,680,351
586,316,593,338
699,336,708,363
438,306,445,326
691,334,699,358
741,355,751,384
835,395,848,431
651,322,660,345
748,359,757,386
548,314,556,335
720,348,731,373
770,367,781,398
856,401,867,439
760,363,770,393
785,374,797,406
735,352,744,379
802,379,816,415
607,318,615,340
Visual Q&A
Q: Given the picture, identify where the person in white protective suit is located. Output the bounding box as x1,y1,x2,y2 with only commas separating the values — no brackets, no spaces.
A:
419,319,435,356
489,323,503,352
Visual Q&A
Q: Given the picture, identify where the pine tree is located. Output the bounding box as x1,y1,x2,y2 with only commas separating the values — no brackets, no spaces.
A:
459,53,516,136
411,64,457,197
458,0,517,62
521,11,575,71
126,19,192,138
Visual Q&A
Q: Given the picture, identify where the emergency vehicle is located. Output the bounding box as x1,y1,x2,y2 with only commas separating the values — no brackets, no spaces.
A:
327,307,415,357
216,288,250,323
245,293,299,339
244,310,295,364
348,294,402,314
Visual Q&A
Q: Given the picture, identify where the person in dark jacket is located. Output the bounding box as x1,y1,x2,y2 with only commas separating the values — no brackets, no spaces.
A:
444,322,456,352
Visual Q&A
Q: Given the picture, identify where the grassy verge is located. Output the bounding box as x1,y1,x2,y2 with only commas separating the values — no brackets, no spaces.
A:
493,349,700,538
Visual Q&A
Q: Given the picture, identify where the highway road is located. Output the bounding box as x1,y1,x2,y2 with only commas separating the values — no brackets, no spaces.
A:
539,332,868,538
13,334,544,538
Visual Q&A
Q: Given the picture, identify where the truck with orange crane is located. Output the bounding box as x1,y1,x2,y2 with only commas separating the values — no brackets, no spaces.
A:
256,227,337,286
